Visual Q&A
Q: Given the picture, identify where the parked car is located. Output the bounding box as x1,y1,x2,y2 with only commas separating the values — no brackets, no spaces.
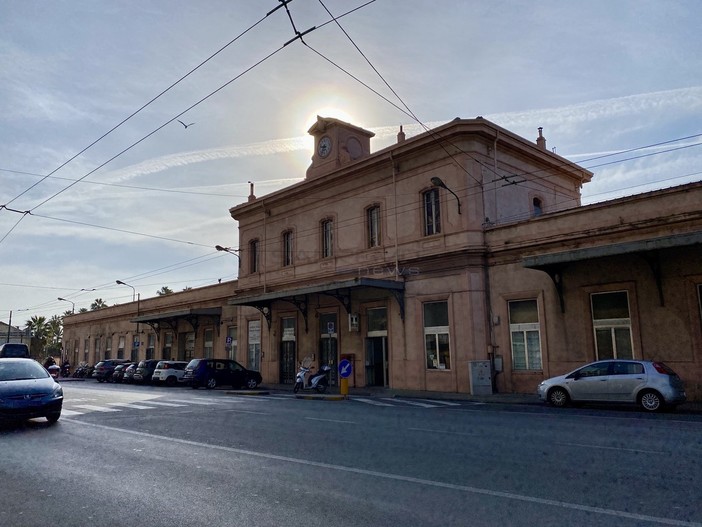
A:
133,359,161,384
537,359,687,412
0,342,30,358
152,361,189,386
122,363,138,383
112,363,132,383
0,358,63,423
184,358,262,390
92,359,130,382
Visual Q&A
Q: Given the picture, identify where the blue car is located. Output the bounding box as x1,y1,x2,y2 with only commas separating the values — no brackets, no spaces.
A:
0,358,63,423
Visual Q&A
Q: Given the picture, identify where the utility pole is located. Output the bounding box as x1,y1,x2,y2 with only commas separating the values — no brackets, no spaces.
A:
5,310,11,343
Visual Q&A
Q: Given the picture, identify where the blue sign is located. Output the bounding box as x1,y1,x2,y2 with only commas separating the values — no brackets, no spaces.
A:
338,359,352,378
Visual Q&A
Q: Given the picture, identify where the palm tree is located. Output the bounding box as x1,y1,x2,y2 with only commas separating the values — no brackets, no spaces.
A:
45,315,63,356
25,315,47,357
156,286,174,296
78,307,88,313
90,298,108,310
62,310,73,318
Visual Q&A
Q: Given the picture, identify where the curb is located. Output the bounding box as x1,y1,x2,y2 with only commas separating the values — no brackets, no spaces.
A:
224,390,271,396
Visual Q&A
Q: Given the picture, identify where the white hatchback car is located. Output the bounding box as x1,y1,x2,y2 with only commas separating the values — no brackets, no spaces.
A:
151,361,189,387
537,359,686,412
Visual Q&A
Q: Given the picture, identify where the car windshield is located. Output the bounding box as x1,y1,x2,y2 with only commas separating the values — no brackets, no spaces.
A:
0,361,50,381
186,359,200,369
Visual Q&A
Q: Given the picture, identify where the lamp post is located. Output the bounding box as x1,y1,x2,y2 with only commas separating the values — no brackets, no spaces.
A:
116,280,140,361
115,280,135,302
57,297,75,314
431,176,462,214
5,310,10,343
215,245,241,272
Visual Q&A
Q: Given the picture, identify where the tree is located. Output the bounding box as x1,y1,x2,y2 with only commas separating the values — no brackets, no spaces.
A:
62,310,73,318
45,315,63,356
181,286,192,292
78,307,88,313
156,286,174,296
25,315,47,357
90,298,108,310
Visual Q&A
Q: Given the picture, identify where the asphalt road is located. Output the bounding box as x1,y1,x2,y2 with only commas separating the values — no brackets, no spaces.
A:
1,382,701,527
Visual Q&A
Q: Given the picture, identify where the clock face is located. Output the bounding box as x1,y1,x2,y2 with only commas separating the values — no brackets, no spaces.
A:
318,136,332,158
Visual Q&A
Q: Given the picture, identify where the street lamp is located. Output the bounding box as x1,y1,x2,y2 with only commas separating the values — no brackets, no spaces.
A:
116,280,140,361
116,280,136,302
57,297,75,314
215,245,241,260
431,176,462,214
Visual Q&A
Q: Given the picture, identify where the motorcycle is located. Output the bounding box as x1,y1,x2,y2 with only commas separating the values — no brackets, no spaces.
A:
47,364,61,381
293,364,331,394
60,362,71,377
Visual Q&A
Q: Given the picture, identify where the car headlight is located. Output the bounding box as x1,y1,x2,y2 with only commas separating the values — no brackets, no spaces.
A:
52,384,63,398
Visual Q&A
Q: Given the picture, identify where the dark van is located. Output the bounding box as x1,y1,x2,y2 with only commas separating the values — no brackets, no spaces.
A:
0,342,30,358
183,358,262,390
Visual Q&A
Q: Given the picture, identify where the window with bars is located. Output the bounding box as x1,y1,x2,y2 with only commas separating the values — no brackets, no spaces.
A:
321,219,333,258
204,329,214,358
282,230,293,267
423,189,441,236
105,336,112,359
508,299,542,370
367,205,381,248
118,336,125,359
146,334,155,360
423,301,451,370
591,291,634,360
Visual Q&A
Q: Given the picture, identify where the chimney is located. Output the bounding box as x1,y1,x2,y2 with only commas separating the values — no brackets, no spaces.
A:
397,125,405,143
247,181,256,202
536,127,546,150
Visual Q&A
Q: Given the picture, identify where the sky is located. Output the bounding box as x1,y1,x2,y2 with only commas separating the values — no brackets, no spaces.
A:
1,0,701,327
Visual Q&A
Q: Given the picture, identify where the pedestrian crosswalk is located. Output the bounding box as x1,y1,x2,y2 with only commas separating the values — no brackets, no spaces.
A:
61,388,476,417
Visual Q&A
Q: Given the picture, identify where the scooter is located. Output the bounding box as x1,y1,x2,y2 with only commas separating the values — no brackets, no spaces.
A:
294,364,331,394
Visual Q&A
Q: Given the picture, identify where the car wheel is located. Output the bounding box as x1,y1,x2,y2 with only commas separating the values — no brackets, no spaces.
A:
165,376,177,387
245,378,258,390
206,377,217,389
548,387,569,407
639,390,663,412
46,412,61,424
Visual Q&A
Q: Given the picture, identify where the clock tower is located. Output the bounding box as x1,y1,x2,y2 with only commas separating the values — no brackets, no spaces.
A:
306,116,374,180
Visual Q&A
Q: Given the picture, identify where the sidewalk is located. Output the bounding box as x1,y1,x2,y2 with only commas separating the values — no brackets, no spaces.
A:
261,383,702,414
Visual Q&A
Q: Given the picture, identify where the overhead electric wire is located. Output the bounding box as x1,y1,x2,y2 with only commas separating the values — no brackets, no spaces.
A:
1,10,271,210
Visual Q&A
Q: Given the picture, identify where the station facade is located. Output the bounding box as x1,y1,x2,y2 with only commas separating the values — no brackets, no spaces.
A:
62,117,702,400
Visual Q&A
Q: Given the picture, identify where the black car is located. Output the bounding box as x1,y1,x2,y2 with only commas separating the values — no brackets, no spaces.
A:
0,358,63,423
92,359,130,382
184,359,262,390
133,359,161,384
0,342,30,358
112,363,134,383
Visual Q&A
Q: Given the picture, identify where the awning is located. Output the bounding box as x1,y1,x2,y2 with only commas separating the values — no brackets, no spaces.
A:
131,307,222,333
522,231,702,312
228,277,405,329
523,231,702,269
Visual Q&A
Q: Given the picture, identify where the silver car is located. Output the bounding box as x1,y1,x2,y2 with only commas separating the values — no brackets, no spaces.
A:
537,359,686,412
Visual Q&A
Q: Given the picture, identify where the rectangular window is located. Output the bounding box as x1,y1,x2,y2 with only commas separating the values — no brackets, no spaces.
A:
146,334,155,360
227,326,238,361
250,239,259,273
423,301,450,370
367,206,381,248
424,188,441,236
282,231,293,267
321,220,333,258
83,338,89,363
508,299,542,370
118,336,125,359
94,337,101,363
185,332,195,361
248,320,261,371
591,291,634,360
163,332,173,359
105,336,112,360
204,329,214,358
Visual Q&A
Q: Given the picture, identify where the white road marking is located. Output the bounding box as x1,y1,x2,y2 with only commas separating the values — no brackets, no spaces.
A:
305,417,357,424
166,399,222,405
73,405,121,412
62,419,702,527
557,442,667,455
381,398,437,408
415,399,461,406
353,398,394,407
137,401,186,407
106,402,159,410
60,409,84,416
